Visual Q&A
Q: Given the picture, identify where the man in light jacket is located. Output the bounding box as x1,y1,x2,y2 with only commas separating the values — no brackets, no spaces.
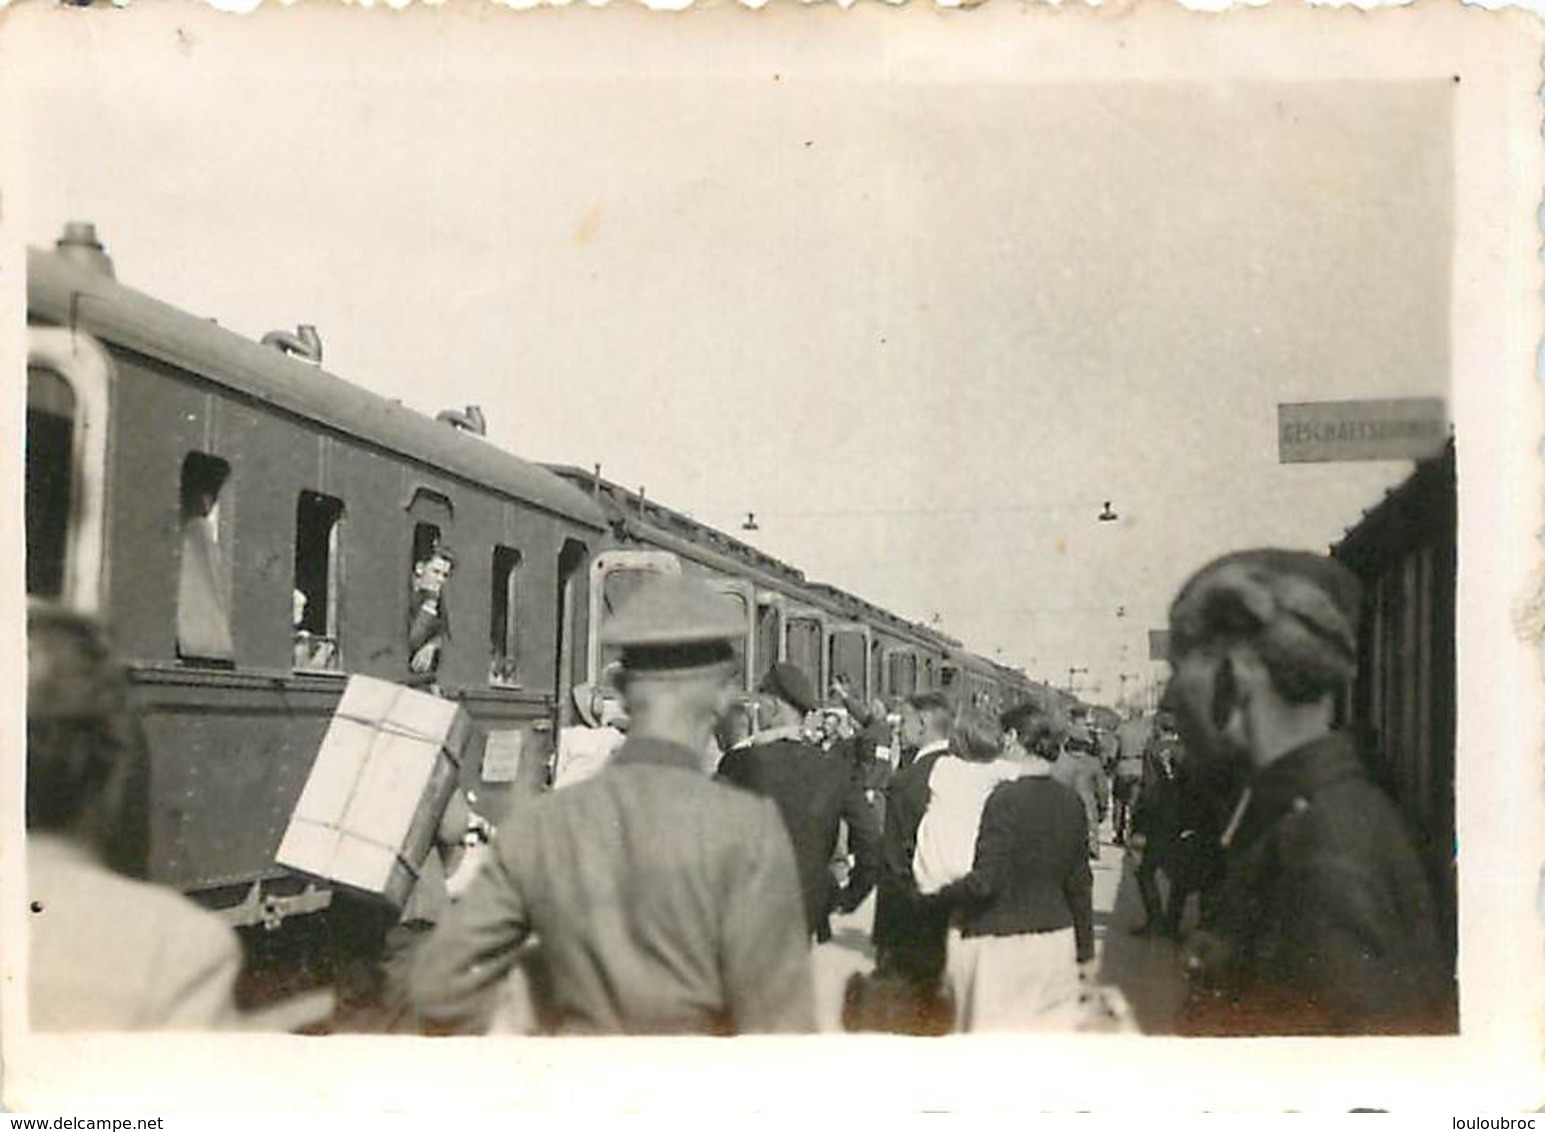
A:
411,575,814,1035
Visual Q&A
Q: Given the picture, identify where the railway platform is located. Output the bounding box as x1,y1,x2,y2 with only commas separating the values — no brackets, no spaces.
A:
814,827,1189,1035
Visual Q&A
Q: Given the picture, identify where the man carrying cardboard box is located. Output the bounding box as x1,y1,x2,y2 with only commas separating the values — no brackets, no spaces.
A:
411,574,815,1035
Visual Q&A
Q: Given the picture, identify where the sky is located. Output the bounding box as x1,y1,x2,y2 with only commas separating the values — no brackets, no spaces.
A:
12,4,1454,705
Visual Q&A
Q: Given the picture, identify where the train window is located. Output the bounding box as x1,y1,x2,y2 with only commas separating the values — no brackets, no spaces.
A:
888,652,918,698
412,522,441,569
26,367,75,600
830,631,867,700
489,545,523,687
293,491,344,672
409,529,456,683
720,590,750,689
755,601,782,682
176,453,235,664
786,618,822,688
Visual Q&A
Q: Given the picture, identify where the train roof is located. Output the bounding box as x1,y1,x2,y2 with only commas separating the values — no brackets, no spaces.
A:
547,465,967,650
545,465,811,583
28,243,608,532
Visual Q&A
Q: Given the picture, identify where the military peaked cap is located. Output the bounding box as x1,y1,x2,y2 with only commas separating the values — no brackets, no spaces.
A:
758,662,817,715
602,574,744,677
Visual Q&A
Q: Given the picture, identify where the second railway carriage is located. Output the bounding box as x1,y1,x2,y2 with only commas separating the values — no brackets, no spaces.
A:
27,226,608,926
544,468,1004,710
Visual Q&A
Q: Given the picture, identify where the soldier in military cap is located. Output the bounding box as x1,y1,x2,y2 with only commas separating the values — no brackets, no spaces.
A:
1165,549,1449,1035
717,662,882,943
412,573,815,1035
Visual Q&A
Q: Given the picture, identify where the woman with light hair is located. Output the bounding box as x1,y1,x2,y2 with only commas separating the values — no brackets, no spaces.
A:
903,700,1090,1031
1164,548,1449,1035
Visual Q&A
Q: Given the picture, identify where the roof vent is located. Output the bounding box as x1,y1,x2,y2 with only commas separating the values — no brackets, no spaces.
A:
57,221,114,278
261,324,323,365
436,405,486,436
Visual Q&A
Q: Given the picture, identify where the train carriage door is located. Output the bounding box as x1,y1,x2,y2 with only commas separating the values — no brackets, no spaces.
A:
554,538,589,725
783,608,826,693
706,578,756,692
754,591,785,685
828,622,871,702
586,550,681,687
26,328,111,612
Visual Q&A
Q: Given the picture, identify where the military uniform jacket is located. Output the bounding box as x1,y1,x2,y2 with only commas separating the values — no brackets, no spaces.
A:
410,737,815,1035
716,736,881,942
872,747,952,984
1182,734,1450,1036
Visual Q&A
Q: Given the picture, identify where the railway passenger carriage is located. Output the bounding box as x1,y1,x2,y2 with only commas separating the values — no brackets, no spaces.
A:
25,224,1037,934
28,229,604,925
1332,442,1457,982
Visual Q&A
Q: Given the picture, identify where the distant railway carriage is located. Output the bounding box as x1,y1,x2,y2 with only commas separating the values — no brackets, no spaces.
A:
1332,442,1457,973
544,468,1024,711
26,223,1038,933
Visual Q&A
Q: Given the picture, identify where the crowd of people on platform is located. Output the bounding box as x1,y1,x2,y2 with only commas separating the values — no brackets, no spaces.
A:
24,547,1456,1038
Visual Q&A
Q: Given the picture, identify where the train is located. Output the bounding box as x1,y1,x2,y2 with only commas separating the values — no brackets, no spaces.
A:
1331,440,1457,980
24,221,1043,932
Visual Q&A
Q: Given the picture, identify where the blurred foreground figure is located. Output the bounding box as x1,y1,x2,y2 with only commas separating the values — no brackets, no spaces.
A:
26,603,241,1031
1165,550,1449,1035
411,575,814,1035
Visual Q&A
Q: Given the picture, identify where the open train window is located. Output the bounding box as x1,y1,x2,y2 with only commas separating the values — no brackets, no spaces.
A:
26,367,75,600
785,618,823,690
408,523,455,682
489,545,523,687
755,599,782,683
718,589,750,689
26,332,110,612
176,453,234,664
294,491,344,672
829,629,868,701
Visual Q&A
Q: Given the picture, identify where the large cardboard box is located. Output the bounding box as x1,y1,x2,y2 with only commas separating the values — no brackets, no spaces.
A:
277,676,472,910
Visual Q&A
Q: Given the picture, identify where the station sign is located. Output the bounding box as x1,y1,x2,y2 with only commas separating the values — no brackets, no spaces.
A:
1148,630,1171,662
1277,398,1448,463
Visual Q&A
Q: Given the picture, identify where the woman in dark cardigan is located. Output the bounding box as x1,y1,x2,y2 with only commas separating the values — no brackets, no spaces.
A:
931,694,1095,1032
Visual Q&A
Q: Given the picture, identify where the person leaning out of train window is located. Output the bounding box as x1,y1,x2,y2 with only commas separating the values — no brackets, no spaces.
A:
1166,549,1451,1036
923,696,1095,1032
25,602,243,1031
408,545,455,684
